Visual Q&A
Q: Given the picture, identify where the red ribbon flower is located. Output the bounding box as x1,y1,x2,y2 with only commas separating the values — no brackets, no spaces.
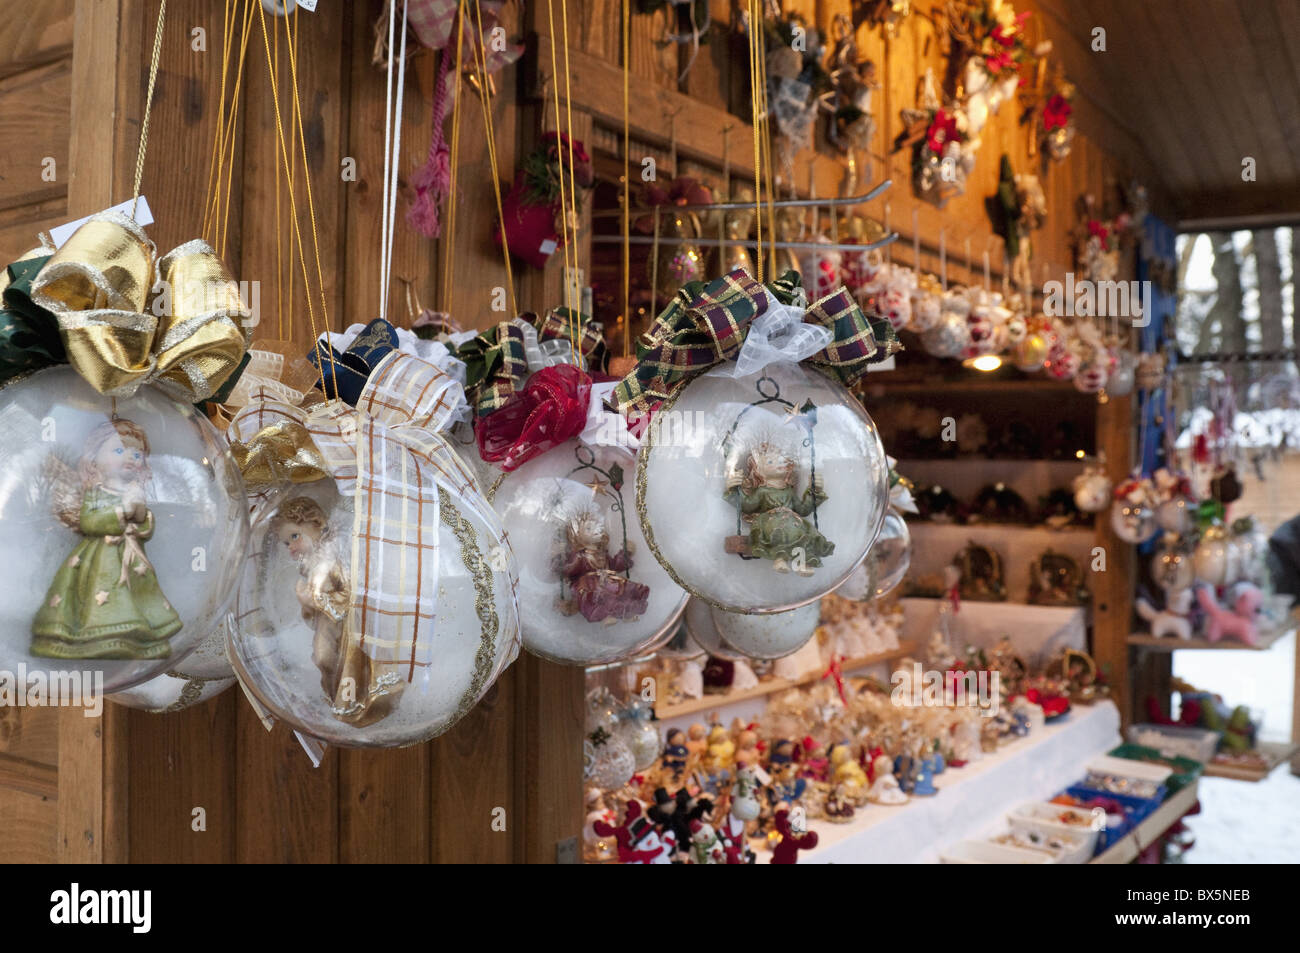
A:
1043,93,1073,131
1088,218,1111,251
475,363,592,471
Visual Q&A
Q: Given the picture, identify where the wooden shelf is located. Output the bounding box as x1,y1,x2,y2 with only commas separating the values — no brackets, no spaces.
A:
1202,741,1300,782
655,641,917,721
1127,627,1294,652
1090,780,1201,864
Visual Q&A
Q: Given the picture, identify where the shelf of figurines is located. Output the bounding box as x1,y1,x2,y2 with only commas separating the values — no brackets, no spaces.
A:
1201,741,1300,782
1127,626,1294,653
1088,780,1201,865
655,641,919,721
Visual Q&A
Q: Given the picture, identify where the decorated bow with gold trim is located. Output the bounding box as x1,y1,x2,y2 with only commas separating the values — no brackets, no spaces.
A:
453,308,606,417
28,214,249,402
229,339,517,679
610,268,901,418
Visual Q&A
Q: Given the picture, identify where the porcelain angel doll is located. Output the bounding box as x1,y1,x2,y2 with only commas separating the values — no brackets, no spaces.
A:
553,507,650,623
272,496,401,727
31,418,182,660
724,438,833,575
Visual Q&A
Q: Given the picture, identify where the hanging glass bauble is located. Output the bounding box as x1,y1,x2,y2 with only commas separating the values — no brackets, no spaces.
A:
585,727,636,789
709,599,822,659
637,361,889,613
1230,517,1269,587
684,596,748,660
1155,495,1193,535
1110,497,1157,544
108,616,237,712
0,366,249,694
922,308,972,358
614,697,663,771
232,477,519,749
908,277,942,333
796,241,844,300
1011,317,1052,372
1151,537,1195,593
1107,349,1137,397
652,211,706,301
490,439,688,664
839,508,911,599
1193,524,1235,587
1073,341,1110,393
1072,468,1112,513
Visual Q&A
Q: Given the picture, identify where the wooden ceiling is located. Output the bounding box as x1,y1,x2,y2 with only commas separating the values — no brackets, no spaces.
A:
1039,0,1300,227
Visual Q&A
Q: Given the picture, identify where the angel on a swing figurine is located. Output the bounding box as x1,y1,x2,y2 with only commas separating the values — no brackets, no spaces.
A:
553,508,650,623
31,417,182,660
724,438,834,575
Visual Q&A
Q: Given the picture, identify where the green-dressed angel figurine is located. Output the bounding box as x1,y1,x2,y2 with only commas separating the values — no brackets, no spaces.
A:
723,439,834,575
30,418,182,660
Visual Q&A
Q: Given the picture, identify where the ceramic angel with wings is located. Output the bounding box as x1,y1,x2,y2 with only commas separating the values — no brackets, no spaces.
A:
31,417,182,660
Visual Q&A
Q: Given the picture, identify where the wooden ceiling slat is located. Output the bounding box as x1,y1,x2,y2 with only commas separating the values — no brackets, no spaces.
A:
1228,0,1300,187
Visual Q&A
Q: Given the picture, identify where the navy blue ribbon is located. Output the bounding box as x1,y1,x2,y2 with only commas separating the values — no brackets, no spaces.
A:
308,318,400,405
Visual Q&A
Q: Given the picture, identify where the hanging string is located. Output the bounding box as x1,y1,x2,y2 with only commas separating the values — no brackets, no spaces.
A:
441,1,469,314
202,0,254,261
256,0,337,398
273,3,284,337
559,0,581,355
378,0,410,321
218,0,256,259
544,0,575,326
746,0,763,282
621,0,631,359
201,0,234,243
132,0,168,221
284,1,334,341
471,0,518,318
755,21,776,271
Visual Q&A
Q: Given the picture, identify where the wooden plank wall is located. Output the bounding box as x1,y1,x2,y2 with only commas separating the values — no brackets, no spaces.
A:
0,0,1160,863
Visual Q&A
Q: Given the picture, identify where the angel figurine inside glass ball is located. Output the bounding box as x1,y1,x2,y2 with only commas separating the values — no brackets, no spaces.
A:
723,436,832,576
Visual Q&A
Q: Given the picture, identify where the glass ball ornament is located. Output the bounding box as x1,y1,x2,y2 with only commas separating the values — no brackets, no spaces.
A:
636,360,889,613
837,509,911,599
684,596,747,660
1111,497,1157,544
1155,495,1193,535
908,281,942,333
614,699,663,771
652,211,706,297
231,476,520,749
1011,318,1052,372
1230,518,1269,586
1106,350,1137,397
709,599,822,659
1073,342,1110,393
584,729,636,790
1072,469,1112,514
796,242,844,300
488,439,688,664
1193,524,1235,587
922,309,972,359
1151,537,1195,593
0,366,248,693
108,616,237,712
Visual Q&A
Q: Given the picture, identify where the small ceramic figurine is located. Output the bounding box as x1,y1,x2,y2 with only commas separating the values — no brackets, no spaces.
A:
734,727,762,768
830,743,869,800
770,808,819,864
685,722,710,764
799,736,830,781
910,750,937,796
823,784,856,822
704,723,736,772
1196,582,1262,647
593,801,673,864
867,753,908,805
32,418,182,660
583,788,619,862
689,819,727,864
724,439,833,575
661,728,689,781
648,786,713,861
1136,587,1195,640
553,508,650,623
272,496,400,726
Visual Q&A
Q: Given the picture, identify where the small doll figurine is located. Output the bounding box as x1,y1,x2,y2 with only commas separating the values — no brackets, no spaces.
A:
593,801,673,865
734,727,763,768
723,439,833,576
798,736,829,781
554,508,649,623
770,809,819,864
688,819,727,864
273,497,400,727
867,754,908,805
32,418,182,660
661,728,689,781
684,722,710,765
704,723,736,772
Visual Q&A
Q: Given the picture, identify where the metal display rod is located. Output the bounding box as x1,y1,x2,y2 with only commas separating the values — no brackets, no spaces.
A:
1176,349,1300,364
592,232,900,253
590,179,894,218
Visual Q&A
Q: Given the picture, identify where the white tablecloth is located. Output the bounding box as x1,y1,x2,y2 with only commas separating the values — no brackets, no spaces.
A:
802,700,1121,863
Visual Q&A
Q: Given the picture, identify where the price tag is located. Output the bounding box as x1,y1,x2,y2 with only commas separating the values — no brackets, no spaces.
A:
293,0,318,11
48,196,154,249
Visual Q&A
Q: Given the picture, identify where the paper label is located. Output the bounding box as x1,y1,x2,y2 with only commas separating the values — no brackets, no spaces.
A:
867,354,896,372
49,196,154,248
538,239,558,256
293,0,317,11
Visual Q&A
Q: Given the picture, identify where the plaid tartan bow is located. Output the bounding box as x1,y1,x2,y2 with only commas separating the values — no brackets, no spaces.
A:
455,308,606,417
230,350,518,686
610,268,901,418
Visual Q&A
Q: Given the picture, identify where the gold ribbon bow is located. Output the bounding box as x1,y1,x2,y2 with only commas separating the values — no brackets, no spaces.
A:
30,213,249,401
